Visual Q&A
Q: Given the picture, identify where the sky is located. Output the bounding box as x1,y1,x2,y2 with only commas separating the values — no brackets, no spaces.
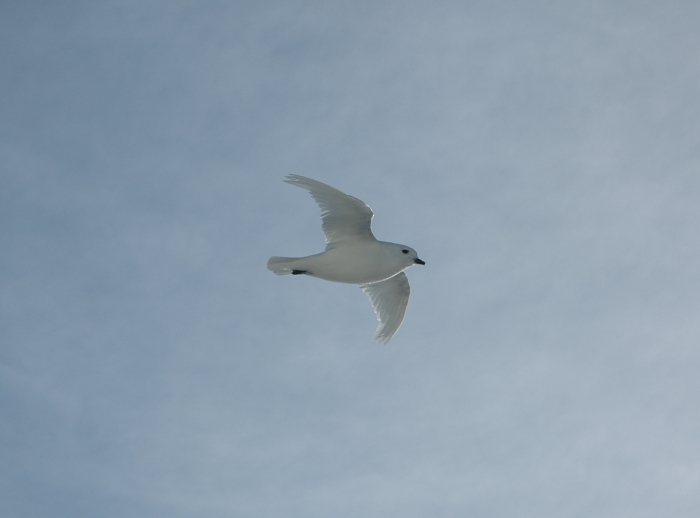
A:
2,1,700,516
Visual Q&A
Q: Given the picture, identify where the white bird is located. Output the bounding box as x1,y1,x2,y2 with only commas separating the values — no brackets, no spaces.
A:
267,175,425,344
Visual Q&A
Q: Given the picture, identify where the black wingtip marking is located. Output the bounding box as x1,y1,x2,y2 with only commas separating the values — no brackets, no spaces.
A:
291,270,307,275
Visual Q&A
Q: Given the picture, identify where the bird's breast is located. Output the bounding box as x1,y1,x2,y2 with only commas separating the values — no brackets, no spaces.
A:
305,245,404,284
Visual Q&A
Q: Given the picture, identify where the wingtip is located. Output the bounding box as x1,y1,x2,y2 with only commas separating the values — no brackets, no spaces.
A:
283,174,304,184
283,174,315,190
373,328,396,345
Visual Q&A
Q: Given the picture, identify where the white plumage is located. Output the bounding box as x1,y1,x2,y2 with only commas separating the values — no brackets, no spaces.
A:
267,175,424,344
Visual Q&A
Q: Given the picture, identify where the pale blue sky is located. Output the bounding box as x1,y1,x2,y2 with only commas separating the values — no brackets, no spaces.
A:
2,2,700,517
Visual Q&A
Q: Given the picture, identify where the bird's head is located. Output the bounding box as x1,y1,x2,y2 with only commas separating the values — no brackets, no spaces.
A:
392,244,425,268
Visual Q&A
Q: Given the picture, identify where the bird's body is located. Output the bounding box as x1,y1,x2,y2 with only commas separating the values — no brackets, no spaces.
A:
267,175,424,344
268,240,417,285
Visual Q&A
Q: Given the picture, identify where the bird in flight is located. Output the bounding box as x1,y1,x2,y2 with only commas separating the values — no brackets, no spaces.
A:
267,175,425,344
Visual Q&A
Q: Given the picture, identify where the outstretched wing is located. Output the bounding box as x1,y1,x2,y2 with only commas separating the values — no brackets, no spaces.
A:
361,272,411,344
285,175,376,248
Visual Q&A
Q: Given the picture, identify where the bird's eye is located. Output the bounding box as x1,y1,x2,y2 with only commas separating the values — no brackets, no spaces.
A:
402,249,409,254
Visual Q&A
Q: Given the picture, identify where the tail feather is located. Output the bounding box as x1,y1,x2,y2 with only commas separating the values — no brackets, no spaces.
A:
267,256,301,275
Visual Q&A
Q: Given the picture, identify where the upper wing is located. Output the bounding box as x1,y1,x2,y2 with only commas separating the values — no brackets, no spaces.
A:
361,272,411,344
285,175,376,248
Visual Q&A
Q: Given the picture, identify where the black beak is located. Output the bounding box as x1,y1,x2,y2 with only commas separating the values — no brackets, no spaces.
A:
414,258,425,265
